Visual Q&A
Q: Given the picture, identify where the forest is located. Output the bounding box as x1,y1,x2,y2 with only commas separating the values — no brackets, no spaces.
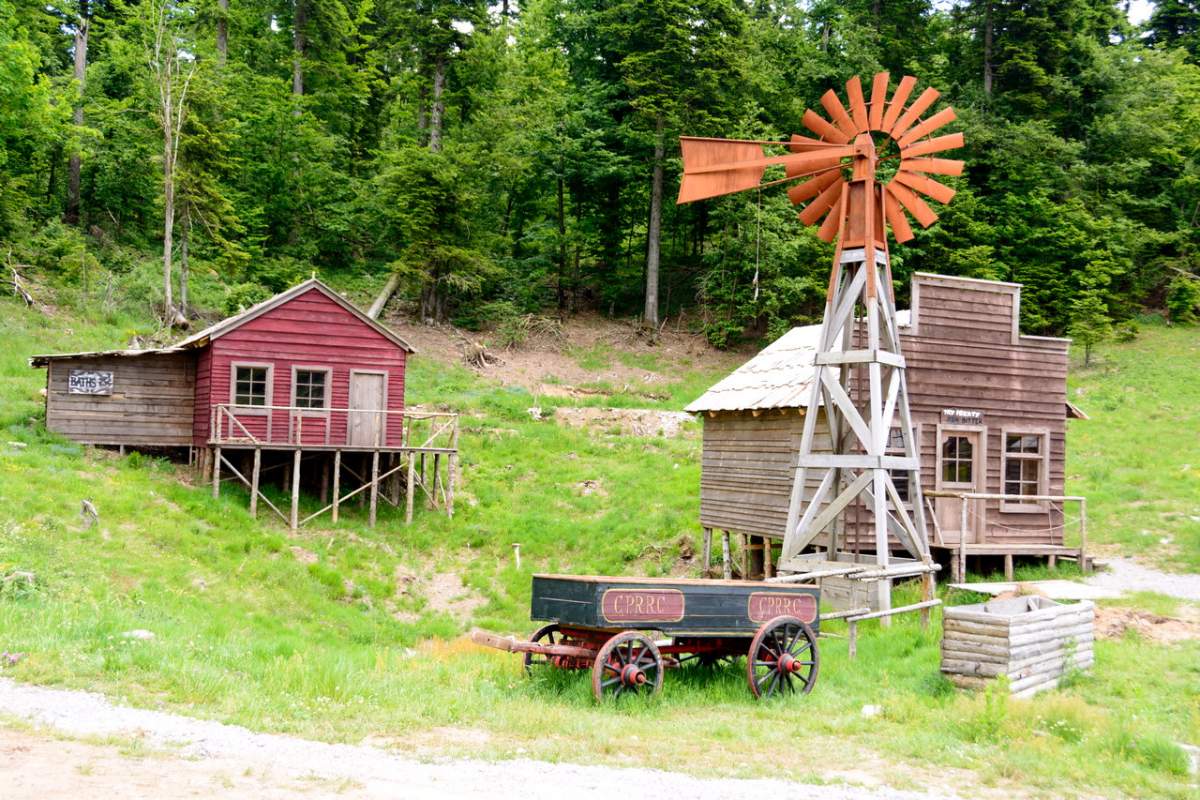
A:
0,0,1198,346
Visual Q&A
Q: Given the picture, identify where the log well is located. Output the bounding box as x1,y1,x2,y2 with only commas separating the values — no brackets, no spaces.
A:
941,595,1094,697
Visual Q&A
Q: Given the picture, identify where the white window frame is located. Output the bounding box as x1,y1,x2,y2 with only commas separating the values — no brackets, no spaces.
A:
229,361,274,415
1000,427,1050,513
290,365,332,415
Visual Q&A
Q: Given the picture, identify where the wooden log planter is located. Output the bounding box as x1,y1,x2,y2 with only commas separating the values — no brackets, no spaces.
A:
940,595,1094,698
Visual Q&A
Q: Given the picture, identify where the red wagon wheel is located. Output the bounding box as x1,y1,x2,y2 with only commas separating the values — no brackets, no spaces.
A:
523,623,564,675
747,615,819,699
591,631,663,701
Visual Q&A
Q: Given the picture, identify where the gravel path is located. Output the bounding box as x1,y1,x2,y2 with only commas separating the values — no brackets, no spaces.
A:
1087,557,1200,602
0,678,957,800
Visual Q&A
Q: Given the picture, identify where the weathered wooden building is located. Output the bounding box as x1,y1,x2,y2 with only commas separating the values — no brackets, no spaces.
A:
31,279,458,528
687,272,1087,579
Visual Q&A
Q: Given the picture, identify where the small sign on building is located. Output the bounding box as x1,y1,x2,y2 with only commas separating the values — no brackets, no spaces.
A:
942,408,982,425
68,370,114,395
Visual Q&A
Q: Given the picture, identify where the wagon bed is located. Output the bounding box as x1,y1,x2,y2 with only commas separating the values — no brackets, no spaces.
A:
472,573,822,701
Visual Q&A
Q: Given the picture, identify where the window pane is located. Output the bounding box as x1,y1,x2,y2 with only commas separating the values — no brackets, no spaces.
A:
957,437,973,459
295,370,326,409
235,366,267,406
957,462,972,483
1005,460,1022,481
942,438,958,460
1021,459,1040,482
943,462,957,483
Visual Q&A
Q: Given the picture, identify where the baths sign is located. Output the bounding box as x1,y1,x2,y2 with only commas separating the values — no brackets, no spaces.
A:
68,370,114,395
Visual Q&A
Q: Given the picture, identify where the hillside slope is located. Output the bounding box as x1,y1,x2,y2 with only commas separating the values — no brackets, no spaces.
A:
1,296,1197,798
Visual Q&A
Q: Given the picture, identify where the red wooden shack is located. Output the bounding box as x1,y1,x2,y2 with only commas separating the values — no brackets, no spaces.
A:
31,279,458,527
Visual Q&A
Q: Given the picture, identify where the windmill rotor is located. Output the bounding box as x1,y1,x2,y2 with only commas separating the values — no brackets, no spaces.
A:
676,72,963,245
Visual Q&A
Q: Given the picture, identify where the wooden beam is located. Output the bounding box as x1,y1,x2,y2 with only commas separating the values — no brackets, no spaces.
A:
249,448,261,518
212,447,221,499
332,450,341,523
369,450,380,527
702,528,713,579
405,452,415,524
721,531,732,580
290,449,301,531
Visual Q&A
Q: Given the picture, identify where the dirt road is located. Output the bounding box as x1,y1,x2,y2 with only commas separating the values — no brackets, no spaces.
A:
0,678,957,800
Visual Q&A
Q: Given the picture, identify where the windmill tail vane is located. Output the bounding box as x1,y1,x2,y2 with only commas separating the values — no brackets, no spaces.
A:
676,72,964,247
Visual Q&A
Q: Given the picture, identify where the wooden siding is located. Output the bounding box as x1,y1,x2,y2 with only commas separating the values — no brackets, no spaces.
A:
699,409,832,538
697,274,1071,552
46,354,196,446
192,287,407,447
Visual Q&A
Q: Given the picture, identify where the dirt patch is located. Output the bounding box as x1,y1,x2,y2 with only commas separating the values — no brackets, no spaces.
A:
289,546,318,565
1095,606,1200,644
575,479,606,497
381,310,746,396
426,572,485,619
554,407,695,438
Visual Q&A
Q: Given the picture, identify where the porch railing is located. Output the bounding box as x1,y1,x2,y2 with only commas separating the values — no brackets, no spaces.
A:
926,491,1088,580
209,403,458,450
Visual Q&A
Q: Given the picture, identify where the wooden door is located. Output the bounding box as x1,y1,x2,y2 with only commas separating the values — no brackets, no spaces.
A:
348,372,386,447
936,429,982,544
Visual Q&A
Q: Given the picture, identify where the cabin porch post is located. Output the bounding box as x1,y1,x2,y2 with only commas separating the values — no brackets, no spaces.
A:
212,446,221,499
250,448,261,518
290,449,301,531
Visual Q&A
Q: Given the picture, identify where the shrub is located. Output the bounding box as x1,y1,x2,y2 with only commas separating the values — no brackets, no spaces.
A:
1165,275,1200,324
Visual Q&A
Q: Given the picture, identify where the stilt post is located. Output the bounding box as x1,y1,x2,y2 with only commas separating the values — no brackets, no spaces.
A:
332,450,341,523
212,447,221,499
290,449,301,531
369,449,380,527
702,528,713,579
721,531,732,580
250,448,261,518
405,452,416,524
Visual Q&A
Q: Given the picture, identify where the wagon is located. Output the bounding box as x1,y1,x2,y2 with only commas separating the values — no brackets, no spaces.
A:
471,574,821,701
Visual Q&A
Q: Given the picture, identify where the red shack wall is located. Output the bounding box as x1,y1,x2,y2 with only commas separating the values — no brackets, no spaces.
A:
192,288,407,447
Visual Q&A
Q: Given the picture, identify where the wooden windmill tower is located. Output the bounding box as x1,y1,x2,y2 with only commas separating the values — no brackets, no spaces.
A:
678,73,963,606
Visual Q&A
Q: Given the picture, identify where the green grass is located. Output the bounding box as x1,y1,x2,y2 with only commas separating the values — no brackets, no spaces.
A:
0,291,1198,798
1067,318,1200,571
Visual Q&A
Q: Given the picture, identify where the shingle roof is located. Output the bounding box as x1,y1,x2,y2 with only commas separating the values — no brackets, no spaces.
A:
685,311,911,413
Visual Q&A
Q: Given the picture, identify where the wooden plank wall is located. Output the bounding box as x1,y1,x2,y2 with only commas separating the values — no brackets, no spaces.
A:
699,409,831,538
695,274,1071,554
843,275,1069,550
46,354,196,446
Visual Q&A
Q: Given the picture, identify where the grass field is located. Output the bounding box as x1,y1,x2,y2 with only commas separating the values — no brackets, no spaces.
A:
1,290,1198,799
1067,318,1200,571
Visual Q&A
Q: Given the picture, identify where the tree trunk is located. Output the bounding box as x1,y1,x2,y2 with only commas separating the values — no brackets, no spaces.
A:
217,0,228,66
179,213,190,319
983,2,994,99
293,0,306,99
65,13,89,226
643,113,665,330
556,168,567,312
429,55,446,153
162,86,175,317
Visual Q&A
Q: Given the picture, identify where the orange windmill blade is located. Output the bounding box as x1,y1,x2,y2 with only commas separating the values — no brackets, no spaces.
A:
676,72,964,247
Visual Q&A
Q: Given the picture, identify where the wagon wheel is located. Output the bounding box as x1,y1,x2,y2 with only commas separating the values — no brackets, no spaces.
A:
591,631,664,701
523,623,563,675
747,615,819,699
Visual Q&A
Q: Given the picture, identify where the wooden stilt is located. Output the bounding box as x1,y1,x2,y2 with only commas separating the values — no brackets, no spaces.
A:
447,453,456,518
405,452,415,524
721,531,732,580
1004,553,1014,581
1079,498,1089,573
702,528,713,578
332,450,341,523
250,448,261,518
740,532,750,579
212,447,221,499
920,570,934,631
389,455,401,505
431,454,441,509
369,450,380,527
1048,554,1057,570
763,537,774,579
848,620,858,659
290,449,301,531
